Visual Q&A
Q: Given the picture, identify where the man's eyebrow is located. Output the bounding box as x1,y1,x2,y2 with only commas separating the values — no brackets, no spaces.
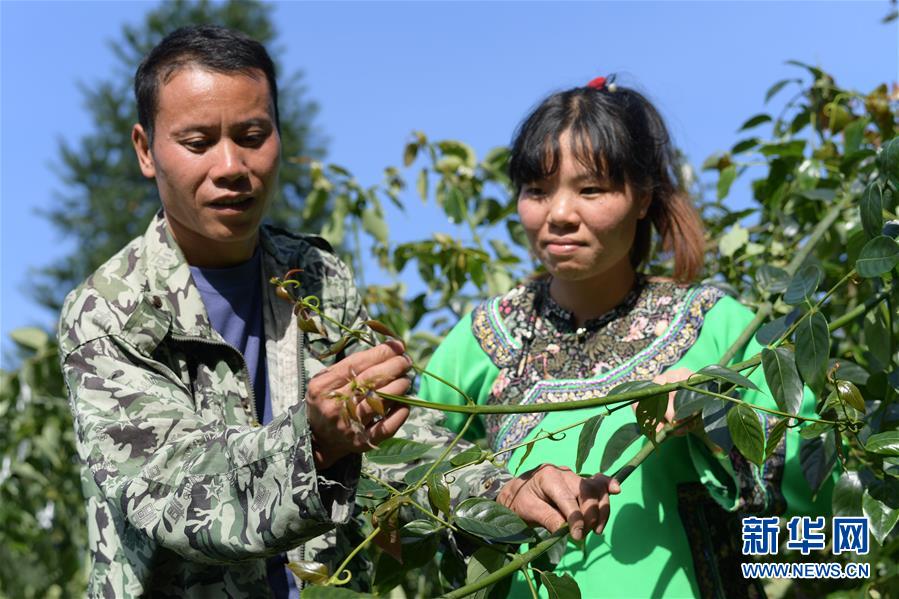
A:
171,118,274,136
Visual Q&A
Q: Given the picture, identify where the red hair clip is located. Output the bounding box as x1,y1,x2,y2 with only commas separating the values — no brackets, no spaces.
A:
586,76,607,90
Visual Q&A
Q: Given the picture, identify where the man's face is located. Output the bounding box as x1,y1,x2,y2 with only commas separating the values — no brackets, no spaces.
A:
132,66,280,266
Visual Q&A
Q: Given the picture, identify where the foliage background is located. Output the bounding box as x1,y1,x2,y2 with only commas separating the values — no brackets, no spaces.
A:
1,1,897,598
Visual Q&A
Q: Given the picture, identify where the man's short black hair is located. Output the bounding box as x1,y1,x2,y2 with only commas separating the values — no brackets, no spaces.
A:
135,24,280,144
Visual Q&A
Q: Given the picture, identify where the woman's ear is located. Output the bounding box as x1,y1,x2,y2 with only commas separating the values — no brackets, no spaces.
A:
638,192,652,219
132,124,156,179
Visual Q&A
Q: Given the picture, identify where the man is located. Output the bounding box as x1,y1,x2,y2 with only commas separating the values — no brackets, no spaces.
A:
58,25,618,598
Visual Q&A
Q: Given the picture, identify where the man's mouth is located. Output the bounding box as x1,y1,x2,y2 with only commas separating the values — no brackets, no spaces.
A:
209,196,254,210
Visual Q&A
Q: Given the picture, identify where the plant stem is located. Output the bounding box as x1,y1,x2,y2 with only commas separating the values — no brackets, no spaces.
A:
439,425,671,598
328,524,382,585
680,384,838,424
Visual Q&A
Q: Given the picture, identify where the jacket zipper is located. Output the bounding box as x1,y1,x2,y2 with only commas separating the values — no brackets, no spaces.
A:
296,328,307,591
171,334,259,427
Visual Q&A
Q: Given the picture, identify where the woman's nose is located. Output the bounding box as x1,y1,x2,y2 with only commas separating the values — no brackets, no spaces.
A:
547,192,579,227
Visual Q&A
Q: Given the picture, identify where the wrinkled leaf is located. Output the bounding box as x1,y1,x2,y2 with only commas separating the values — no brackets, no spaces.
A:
783,264,822,305
575,414,604,473
794,311,830,386
539,572,582,599
865,431,899,456
762,347,804,415
856,235,899,278
454,498,530,541
727,404,765,465
698,365,760,391
366,438,431,465
600,423,642,472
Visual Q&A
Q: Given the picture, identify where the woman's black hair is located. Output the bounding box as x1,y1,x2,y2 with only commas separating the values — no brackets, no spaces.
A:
135,24,280,145
508,79,705,282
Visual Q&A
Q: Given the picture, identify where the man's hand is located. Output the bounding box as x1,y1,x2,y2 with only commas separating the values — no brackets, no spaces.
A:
497,464,621,542
306,340,412,469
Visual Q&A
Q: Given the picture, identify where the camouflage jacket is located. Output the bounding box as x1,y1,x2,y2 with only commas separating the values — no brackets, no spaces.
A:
59,214,509,598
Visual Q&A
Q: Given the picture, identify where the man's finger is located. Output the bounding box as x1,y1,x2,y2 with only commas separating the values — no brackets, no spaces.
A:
366,404,410,445
538,475,585,540
312,342,408,390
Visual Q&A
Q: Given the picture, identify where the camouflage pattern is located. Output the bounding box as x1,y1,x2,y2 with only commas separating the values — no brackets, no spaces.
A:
59,213,509,598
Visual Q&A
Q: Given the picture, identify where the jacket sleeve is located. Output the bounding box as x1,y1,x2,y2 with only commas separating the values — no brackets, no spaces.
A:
62,333,357,565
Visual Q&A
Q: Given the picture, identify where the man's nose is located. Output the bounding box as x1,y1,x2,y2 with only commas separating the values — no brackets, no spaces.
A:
210,140,248,183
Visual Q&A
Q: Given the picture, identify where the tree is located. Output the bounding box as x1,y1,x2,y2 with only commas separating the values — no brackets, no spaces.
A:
35,0,326,314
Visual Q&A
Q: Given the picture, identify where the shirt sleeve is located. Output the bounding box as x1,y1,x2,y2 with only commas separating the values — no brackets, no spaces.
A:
418,311,500,441
62,334,353,565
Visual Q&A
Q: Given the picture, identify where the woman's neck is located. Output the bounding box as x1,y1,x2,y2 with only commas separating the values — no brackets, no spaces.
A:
548,261,637,327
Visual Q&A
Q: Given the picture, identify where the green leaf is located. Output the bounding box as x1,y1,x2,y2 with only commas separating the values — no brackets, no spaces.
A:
635,393,667,443
356,477,389,501
732,137,760,154
843,117,868,155
726,404,765,465
783,264,822,304
365,438,431,465
865,431,899,456
600,423,641,472
878,136,899,183
466,547,510,599
454,498,529,541
765,418,789,460
756,315,790,345
739,113,772,131
450,446,486,467
416,168,429,201
832,471,864,517
863,479,899,544
794,311,830,385
507,219,529,248
361,208,388,245
799,421,833,439
755,265,790,294
697,365,760,391
864,305,891,371
539,572,582,599
800,431,837,497
835,380,866,413
514,440,536,476
674,384,720,420
856,235,899,278
765,78,794,103
302,188,329,221
717,165,737,200
575,414,604,473
403,141,419,167
427,471,451,515
759,140,805,158
762,347,804,415
443,186,467,224
402,519,442,540
719,223,748,257
829,359,870,386
860,182,884,239
10,327,49,351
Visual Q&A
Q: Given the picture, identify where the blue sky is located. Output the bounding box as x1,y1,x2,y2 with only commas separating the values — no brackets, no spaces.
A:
1,0,896,366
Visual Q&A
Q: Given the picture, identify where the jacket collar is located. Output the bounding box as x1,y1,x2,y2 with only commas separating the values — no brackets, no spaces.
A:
137,210,291,339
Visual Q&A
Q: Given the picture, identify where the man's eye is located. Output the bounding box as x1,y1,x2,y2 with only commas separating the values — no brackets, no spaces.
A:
239,132,267,147
182,139,212,151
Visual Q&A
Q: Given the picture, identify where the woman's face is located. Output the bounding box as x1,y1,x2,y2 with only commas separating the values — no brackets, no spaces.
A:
517,131,650,284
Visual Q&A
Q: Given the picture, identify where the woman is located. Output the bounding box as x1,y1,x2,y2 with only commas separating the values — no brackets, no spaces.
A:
421,77,831,598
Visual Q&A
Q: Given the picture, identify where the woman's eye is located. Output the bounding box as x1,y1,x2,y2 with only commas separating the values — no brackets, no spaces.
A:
581,186,606,195
523,186,546,197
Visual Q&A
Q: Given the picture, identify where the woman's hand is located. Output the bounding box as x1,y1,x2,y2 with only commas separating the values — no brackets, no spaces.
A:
497,464,621,542
631,367,696,436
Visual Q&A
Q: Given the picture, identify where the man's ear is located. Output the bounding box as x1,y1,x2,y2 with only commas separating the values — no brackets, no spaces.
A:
132,124,156,178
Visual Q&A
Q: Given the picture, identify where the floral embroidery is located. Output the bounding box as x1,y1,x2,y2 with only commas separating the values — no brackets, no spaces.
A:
470,277,724,452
